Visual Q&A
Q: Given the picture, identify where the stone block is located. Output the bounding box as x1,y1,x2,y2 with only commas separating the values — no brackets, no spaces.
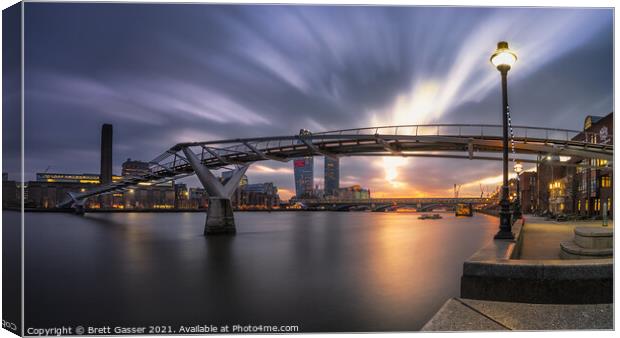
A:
560,240,612,259
573,227,613,249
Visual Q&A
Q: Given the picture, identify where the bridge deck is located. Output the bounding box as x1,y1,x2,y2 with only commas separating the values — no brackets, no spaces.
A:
58,124,613,207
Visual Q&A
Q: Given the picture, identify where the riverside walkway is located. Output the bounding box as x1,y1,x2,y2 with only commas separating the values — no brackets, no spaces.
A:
422,298,612,331
423,215,613,331
520,216,613,259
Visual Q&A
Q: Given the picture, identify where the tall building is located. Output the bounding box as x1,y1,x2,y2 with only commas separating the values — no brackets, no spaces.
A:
572,113,613,217
536,112,613,217
518,171,538,213
293,157,314,198
100,123,113,184
122,158,150,177
324,156,339,196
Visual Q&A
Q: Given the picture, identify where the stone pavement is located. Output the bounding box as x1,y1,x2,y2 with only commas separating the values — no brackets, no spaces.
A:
519,215,613,259
424,215,614,331
422,298,613,331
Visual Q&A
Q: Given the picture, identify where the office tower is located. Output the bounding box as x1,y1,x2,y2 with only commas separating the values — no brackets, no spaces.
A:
293,157,314,198
324,156,339,196
100,123,113,185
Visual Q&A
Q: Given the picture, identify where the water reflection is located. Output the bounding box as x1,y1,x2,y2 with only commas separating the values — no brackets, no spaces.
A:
24,211,497,331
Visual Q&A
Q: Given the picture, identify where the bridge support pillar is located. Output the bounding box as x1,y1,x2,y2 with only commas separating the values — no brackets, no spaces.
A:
74,204,85,215
182,147,249,235
205,198,236,235
67,192,87,215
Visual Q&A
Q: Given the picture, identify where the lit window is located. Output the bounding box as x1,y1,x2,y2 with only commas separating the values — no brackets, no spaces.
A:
601,176,611,188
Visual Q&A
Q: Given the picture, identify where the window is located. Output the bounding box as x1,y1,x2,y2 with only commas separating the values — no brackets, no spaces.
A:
577,200,581,211
585,200,589,211
601,176,611,188
581,174,588,193
590,159,608,167
585,117,592,130
595,198,600,211
590,171,597,193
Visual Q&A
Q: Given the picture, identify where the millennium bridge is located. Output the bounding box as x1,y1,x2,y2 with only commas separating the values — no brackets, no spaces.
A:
58,124,613,235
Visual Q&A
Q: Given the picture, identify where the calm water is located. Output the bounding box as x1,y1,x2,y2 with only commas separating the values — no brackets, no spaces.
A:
19,211,498,332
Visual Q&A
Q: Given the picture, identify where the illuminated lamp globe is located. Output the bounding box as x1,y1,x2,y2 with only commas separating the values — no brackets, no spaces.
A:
514,161,523,174
490,41,517,70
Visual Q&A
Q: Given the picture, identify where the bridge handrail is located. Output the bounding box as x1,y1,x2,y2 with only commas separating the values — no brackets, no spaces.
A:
173,124,609,150
59,123,612,208
158,124,611,175
312,124,583,135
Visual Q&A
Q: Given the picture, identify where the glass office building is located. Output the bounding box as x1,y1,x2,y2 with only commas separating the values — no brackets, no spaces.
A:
324,156,339,196
293,157,314,198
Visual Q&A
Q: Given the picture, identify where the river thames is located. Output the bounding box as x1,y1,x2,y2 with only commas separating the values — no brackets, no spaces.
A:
19,211,498,332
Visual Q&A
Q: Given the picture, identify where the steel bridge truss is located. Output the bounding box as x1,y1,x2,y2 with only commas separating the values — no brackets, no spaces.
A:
58,124,613,207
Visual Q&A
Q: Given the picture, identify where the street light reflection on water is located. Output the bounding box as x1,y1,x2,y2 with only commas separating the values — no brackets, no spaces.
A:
23,211,498,331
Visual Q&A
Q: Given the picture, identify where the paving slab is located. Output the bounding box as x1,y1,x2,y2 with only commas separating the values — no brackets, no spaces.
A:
421,298,506,331
422,298,613,331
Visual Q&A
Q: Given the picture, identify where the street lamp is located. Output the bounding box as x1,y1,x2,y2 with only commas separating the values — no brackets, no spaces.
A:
513,161,523,220
490,41,517,239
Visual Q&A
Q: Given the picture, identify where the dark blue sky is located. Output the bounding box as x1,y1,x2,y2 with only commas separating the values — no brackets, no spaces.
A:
18,4,613,198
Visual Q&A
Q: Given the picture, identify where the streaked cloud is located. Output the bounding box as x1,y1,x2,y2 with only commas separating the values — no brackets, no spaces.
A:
22,4,612,198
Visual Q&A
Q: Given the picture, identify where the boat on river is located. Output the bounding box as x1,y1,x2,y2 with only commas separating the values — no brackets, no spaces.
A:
418,214,442,220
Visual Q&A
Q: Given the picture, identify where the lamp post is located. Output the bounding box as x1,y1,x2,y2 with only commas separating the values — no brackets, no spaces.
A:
490,41,517,239
513,161,523,220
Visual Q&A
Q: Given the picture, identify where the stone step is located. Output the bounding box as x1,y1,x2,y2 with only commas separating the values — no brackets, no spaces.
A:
560,240,612,260
574,227,613,250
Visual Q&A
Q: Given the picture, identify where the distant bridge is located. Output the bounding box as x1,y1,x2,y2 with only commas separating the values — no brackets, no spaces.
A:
58,124,613,234
298,197,493,212
300,197,491,206
301,197,490,205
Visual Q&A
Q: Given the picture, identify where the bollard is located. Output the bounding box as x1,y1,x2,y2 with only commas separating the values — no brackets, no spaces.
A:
602,202,608,227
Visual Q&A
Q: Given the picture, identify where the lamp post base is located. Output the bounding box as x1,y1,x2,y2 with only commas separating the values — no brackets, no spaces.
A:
494,230,515,240
494,208,514,240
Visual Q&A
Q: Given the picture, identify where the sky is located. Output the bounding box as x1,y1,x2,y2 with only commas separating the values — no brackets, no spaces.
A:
10,4,613,200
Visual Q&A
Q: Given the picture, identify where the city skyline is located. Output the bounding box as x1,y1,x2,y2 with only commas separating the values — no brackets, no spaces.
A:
9,4,613,200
